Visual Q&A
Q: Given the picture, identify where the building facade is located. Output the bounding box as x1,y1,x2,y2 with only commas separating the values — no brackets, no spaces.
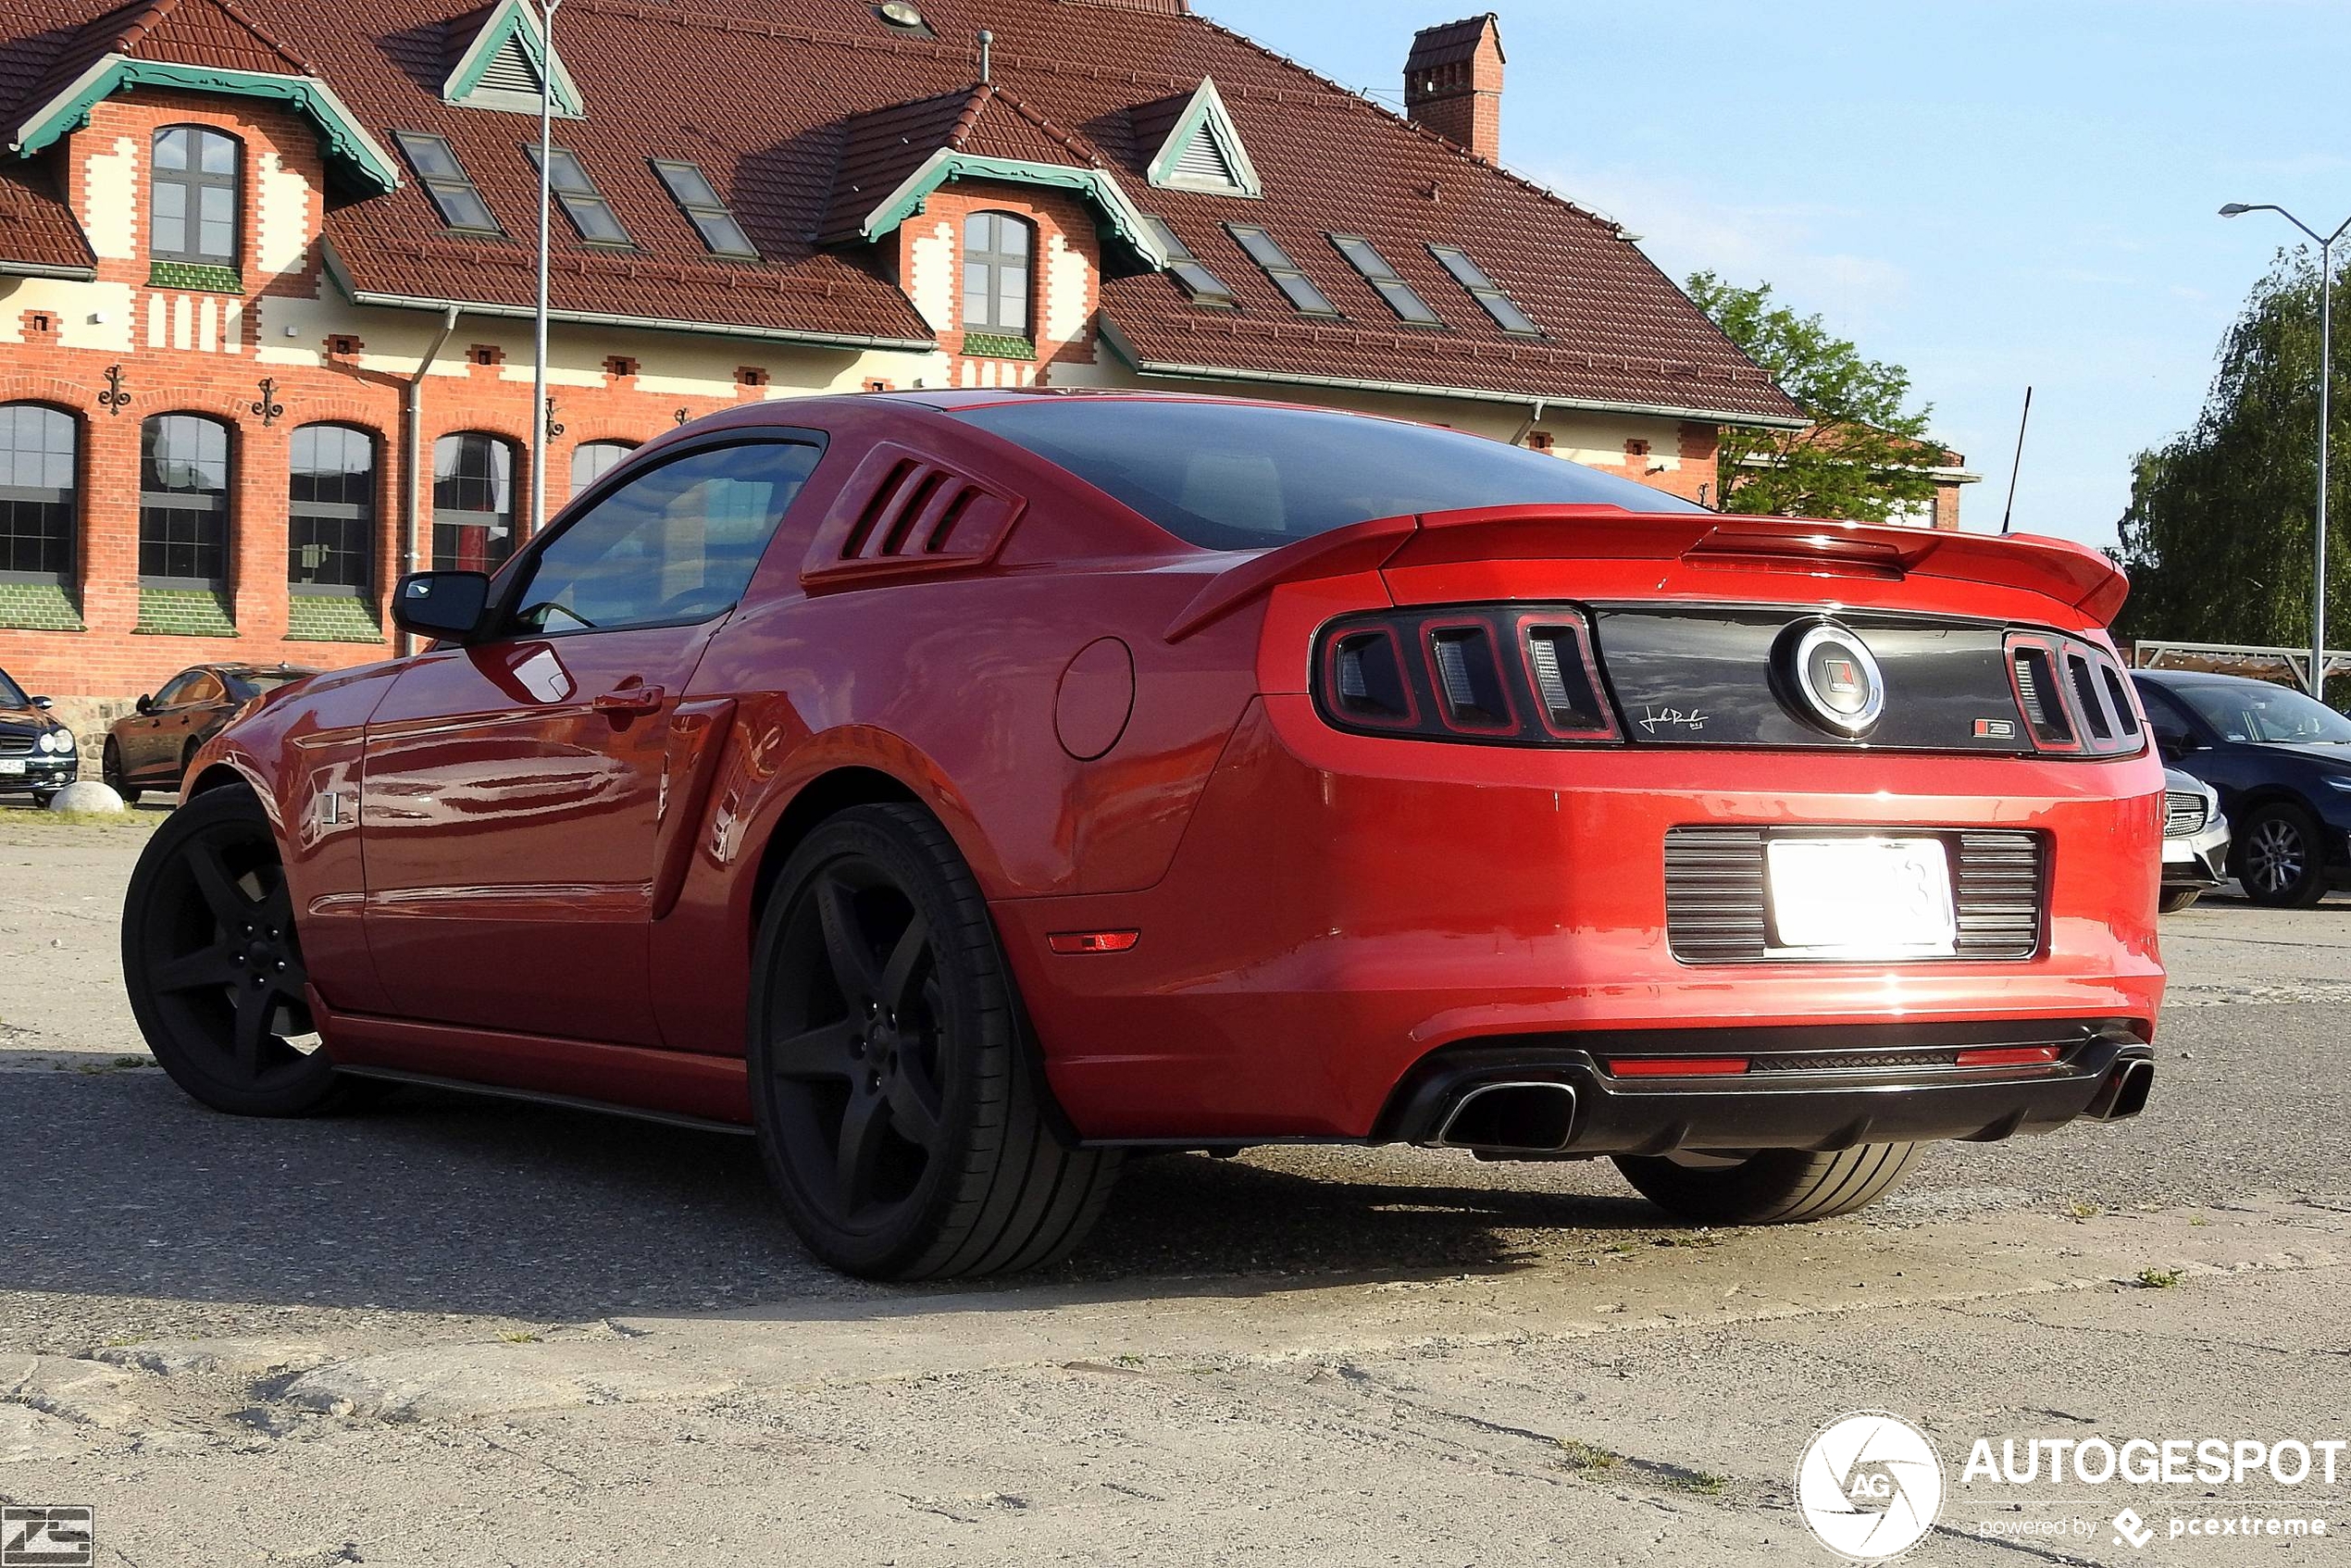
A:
0,0,1824,726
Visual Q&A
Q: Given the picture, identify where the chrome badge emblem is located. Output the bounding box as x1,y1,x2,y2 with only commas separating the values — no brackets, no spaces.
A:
1785,621,1885,735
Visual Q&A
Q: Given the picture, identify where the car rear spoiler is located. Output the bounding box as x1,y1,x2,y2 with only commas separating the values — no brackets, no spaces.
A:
1163,504,2131,642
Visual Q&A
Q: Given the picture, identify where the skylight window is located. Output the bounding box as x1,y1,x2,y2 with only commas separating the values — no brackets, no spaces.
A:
1427,244,1542,336
1328,235,1440,326
1146,218,1233,306
527,144,629,245
394,132,501,234
1225,224,1337,317
651,160,759,258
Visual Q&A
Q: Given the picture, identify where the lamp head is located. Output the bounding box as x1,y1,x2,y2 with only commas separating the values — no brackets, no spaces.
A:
2220,204,2254,218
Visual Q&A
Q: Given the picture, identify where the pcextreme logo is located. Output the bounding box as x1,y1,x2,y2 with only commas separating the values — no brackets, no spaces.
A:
1795,1411,1946,1562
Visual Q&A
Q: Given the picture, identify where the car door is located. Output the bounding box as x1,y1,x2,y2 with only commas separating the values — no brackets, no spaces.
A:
360,435,823,1046
126,671,202,781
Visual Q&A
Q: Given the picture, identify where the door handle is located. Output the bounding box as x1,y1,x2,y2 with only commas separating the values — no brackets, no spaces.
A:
592,684,666,717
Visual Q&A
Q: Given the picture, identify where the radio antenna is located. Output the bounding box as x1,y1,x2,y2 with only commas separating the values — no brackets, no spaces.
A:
1999,385,2034,535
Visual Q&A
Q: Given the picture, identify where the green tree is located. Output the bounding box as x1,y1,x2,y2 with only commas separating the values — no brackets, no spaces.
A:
1685,271,1942,522
2114,252,2348,699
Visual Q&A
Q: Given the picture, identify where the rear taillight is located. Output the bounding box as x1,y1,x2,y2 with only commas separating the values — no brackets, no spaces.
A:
2004,631,2144,756
1314,604,1620,745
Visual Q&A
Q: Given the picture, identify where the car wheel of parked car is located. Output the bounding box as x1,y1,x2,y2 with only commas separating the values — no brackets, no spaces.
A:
748,803,1122,1280
2158,888,2203,914
2233,803,2327,908
121,785,355,1116
102,738,138,803
1614,1143,1921,1226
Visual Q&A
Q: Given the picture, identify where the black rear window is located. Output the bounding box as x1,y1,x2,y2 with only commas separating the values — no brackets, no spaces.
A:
953,400,1706,551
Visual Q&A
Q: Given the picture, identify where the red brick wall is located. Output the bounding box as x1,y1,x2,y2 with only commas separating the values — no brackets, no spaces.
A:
0,93,767,700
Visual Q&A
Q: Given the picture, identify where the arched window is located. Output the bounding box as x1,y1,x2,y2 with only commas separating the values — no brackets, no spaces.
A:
962,211,1033,337
289,423,376,594
0,404,77,585
570,439,637,493
432,431,516,573
139,414,231,587
152,125,241,268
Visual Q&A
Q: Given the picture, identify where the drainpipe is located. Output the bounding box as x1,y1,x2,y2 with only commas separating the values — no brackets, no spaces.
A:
1511,397,1548,449
401,304,461,655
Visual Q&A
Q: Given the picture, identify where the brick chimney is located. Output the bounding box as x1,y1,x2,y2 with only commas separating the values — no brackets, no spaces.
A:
1404,13,1504,163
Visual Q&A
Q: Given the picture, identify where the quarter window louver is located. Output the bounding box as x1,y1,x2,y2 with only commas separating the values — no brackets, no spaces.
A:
651,160,758,258
1329,235,1441,325
1226,224,1339,317
1427,243,1542,336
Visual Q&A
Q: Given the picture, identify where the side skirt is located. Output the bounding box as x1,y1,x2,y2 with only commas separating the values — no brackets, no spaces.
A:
320,1006,754,1129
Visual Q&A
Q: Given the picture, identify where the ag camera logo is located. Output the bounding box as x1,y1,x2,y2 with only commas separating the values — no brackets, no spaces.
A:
1796,1412,1944,1561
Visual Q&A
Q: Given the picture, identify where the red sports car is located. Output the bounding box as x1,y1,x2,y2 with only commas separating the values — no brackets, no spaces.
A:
121,392,2165,1279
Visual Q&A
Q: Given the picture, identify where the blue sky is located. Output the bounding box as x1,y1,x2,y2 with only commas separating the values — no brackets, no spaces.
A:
1208,0,2351,547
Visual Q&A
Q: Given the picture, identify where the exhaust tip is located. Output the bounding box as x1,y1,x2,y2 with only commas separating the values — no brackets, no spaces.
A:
1435,1080,1578,1153
2088,1056,2155,1121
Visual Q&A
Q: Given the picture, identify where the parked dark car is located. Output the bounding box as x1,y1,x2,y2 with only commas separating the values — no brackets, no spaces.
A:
0,663,77,805
2133,670,2351,907
103,665,317,803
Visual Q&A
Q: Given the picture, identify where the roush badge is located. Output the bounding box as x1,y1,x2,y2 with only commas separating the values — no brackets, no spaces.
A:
1780,620,1885,736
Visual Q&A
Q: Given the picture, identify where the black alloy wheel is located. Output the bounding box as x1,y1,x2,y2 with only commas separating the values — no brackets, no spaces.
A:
2233,803,2327,908
122,785,354,1115
748,803,1120,1280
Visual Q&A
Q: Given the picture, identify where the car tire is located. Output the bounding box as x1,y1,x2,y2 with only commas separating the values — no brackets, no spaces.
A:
2232,802,2328,908
102,738,140,803
2158,887,2203,914
1614,1143,1921,1226
30,790,59,809
747,803,1121,1280
121,784,357,1117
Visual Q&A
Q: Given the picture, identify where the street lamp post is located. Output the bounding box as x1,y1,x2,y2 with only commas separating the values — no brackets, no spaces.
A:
2220,202,2349,701
530,0,563,544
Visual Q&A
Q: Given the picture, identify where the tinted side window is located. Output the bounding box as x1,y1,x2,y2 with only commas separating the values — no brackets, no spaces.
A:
152,674,197,706
2135,683,2196,751
180,671,226,705
506,442,821,637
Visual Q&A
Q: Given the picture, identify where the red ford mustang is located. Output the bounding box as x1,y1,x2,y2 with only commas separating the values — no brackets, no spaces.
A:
121,392,2165,1278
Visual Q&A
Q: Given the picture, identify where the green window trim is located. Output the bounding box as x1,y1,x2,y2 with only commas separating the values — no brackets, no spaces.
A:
147,260,243,293
0,579,83,631
134,585,238,637
960,331,1037,361
286,593,384,643
15,58,400,197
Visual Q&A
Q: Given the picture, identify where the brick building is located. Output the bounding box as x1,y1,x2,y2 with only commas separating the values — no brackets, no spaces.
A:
0,0,1826,723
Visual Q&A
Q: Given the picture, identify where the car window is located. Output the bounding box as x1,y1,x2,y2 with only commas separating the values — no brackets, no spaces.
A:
2133,682,2198,750
0,667,27,707
2170,681,2351,745
228,670,306,699
178,671,226,706
954,399,1709,552
504,442,821,637
152,673,198,706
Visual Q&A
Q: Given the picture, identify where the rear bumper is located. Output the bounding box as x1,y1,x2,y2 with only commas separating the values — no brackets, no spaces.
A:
1379,1019,2155,1156
1000,697,2168,1142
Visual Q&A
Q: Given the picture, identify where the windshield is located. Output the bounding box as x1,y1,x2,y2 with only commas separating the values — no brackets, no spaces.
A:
228,671,309,699
0,667,29,709
2172,681,2351,744
954,400,1708,551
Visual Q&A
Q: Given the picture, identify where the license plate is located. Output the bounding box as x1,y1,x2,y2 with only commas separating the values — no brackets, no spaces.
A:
0,759,23,775
1766,836,1957,956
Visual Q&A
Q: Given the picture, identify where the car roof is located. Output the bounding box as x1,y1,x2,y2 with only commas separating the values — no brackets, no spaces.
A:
2133,669,2282,691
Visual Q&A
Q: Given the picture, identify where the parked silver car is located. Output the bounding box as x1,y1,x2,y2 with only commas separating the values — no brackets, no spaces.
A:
2160,767,2229,913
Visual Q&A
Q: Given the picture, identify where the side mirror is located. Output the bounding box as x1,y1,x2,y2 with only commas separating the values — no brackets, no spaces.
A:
391,571,494,642
30,695,50,710
134,694,152,715
2158,734,2200,762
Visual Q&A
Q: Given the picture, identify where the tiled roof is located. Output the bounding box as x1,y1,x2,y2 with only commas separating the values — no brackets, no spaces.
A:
0,0,1801,420
0,160,94,275
1404,14,1500,73
821,82,1104,244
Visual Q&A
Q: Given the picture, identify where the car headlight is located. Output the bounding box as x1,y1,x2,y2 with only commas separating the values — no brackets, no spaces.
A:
35,729,60,753
53,728,71,753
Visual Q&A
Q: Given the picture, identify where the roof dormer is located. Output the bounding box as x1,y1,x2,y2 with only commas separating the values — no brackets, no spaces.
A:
442,0,583,118
1141,77,1259,199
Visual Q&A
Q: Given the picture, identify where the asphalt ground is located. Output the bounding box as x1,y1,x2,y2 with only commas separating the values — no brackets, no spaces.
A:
3,801,2345,1565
